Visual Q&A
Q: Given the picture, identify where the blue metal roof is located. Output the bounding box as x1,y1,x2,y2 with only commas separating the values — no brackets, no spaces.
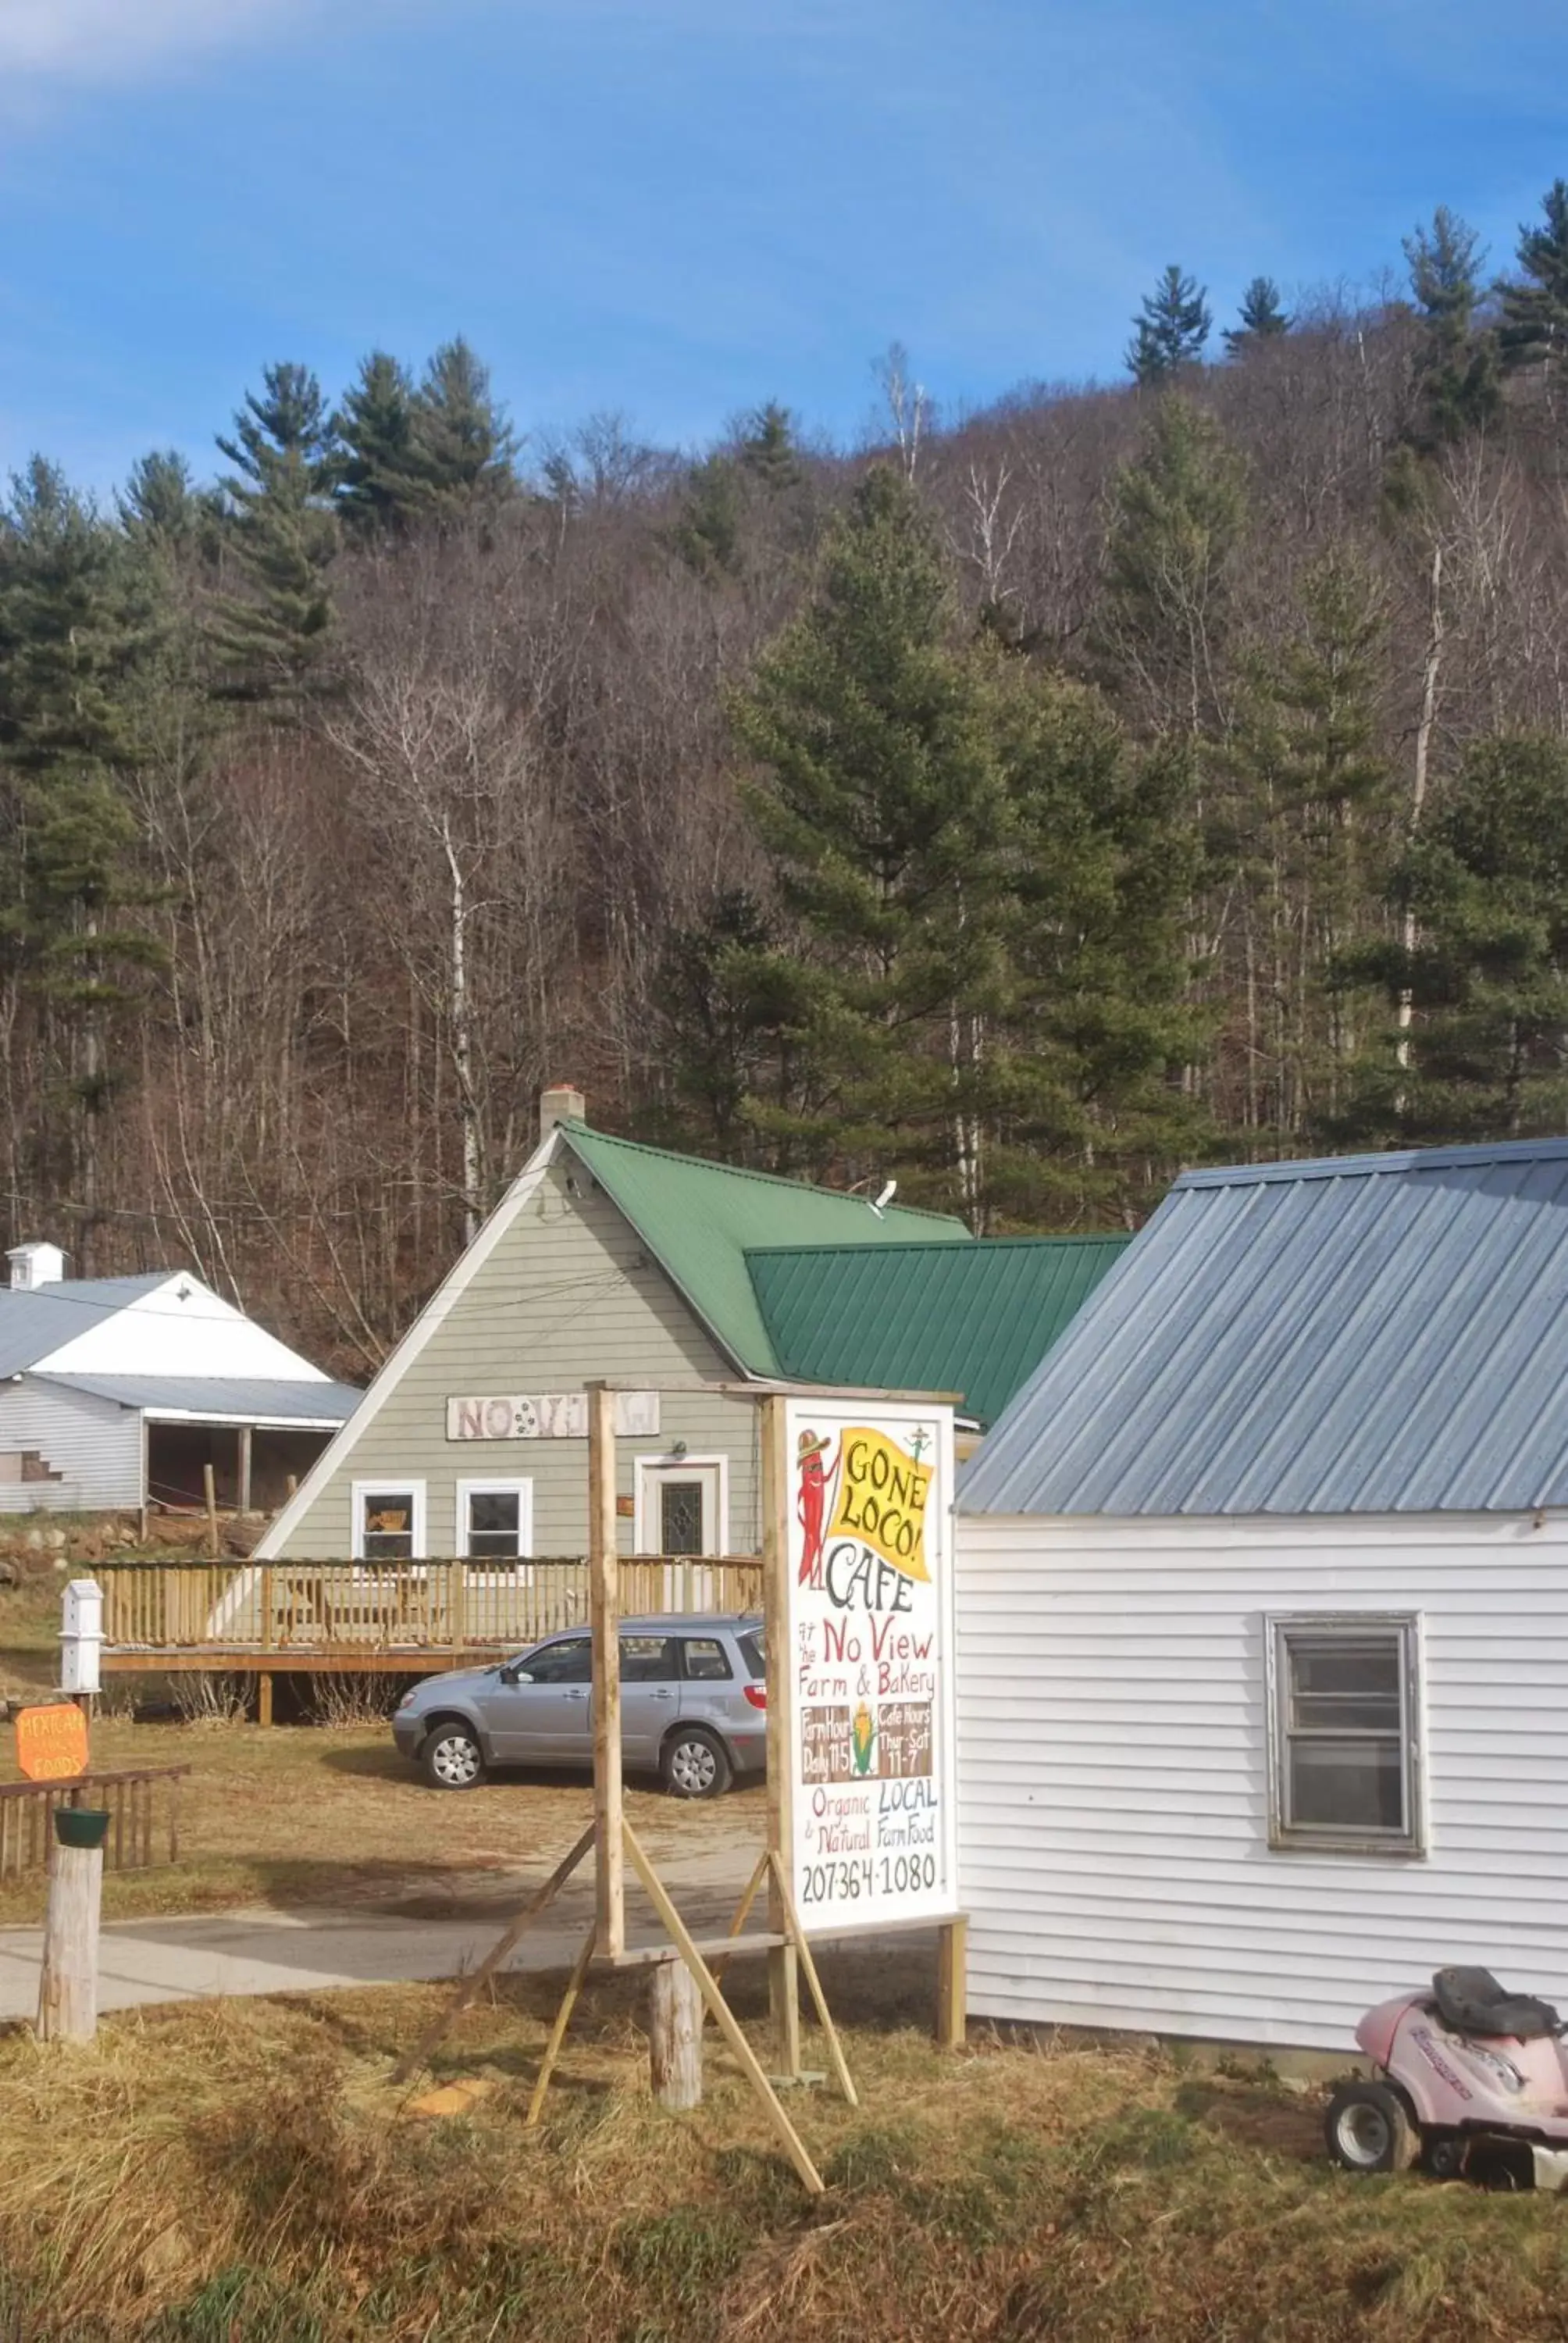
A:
35,1373,361,1425
959,1138,1568,1518
0,1275,169,1377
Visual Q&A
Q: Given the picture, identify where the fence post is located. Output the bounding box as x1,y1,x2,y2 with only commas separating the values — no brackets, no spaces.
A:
37,1831,103,2044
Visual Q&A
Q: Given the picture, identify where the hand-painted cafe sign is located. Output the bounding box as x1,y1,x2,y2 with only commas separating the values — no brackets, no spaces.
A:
785,1399,957,1932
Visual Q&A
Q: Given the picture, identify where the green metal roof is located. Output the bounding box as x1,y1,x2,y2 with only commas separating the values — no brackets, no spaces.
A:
747,1236,1131,1426
559,1125,971,1375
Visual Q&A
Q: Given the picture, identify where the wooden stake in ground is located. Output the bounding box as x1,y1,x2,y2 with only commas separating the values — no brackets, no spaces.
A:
390,1824,595,2085
623,1820,823,2195
767,1851,857,2107
524,1917,598,2128
648,1958,703,2109
37,1838,102,2044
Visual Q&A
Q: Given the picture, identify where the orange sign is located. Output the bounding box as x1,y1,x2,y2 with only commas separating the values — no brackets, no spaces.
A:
15,1703,88,1783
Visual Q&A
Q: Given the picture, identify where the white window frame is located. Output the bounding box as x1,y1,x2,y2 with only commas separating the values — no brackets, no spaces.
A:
633,1453,730,1557
351,1478,426,1562
1265,1612,1426,1857
455,1477,535,1560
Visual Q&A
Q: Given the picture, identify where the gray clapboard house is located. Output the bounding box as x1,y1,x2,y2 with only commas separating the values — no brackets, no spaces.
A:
257,1089,974,1565
258,1087,1129,1567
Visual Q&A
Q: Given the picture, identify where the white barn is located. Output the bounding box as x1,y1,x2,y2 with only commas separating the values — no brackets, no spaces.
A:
955,1139,1568,2055
0,1243,358,1515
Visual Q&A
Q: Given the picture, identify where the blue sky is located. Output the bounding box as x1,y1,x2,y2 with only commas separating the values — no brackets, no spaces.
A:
2,0,1565,497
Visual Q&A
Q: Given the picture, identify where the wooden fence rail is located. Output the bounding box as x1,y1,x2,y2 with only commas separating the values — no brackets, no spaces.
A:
0,1767,189,1882
97,1557,764,1658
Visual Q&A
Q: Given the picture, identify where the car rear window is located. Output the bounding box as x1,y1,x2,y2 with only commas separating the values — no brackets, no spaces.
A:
738,1631,764,1680
680,1635,733,1681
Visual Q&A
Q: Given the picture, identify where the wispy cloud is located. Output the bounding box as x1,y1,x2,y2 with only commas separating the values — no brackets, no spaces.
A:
0,0,307,86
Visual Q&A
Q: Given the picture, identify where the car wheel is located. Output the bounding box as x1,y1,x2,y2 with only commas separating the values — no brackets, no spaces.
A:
421,1721,485,1790
1324,2080,1418,2174
661,1727,732,1800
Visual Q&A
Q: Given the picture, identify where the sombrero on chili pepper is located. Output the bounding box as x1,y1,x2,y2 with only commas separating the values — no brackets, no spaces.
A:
796,1430,832,1459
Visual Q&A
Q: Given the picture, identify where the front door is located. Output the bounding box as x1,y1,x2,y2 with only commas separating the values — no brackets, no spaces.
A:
483,1633,593,1763
637,1461,725,1610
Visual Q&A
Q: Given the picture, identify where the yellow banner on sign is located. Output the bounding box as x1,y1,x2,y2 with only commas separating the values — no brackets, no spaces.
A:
828,1427,934,1582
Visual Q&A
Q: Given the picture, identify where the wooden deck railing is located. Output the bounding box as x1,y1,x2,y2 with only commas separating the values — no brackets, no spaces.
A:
0,1767,189,1881
98,1557,764,1657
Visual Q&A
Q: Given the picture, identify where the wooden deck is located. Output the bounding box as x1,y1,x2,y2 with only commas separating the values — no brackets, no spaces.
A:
98,1556,764,1674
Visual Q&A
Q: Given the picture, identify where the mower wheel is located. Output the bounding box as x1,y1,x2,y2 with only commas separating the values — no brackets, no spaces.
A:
1424,2134,1466,2181
1324,2081,1419,2175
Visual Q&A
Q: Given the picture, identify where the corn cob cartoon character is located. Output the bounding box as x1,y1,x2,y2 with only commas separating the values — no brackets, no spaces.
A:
851,1702,876,1776
796,1428,840,1588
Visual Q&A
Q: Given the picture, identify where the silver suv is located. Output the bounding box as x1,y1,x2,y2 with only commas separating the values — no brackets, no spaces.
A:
391,1614,766,1798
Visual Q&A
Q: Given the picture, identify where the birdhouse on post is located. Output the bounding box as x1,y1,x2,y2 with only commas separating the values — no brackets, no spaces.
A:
59,1579,103,1698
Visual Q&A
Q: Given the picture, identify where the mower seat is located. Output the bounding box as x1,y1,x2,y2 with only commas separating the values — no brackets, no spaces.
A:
1432,1967,1561,2040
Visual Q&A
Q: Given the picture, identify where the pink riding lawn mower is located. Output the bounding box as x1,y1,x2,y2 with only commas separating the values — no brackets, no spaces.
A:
1327,1967,1568,2191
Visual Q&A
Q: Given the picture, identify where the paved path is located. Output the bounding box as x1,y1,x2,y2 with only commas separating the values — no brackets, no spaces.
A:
0,1845,754,2023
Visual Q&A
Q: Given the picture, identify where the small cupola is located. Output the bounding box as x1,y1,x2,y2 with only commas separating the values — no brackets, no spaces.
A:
6,1243,66,1290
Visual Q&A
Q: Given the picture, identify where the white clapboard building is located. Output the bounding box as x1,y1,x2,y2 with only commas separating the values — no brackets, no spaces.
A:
955,1139,1568,2054
0,1242,358,1515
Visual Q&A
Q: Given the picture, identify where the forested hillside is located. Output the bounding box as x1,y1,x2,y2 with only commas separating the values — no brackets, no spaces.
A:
5,190,1568,1371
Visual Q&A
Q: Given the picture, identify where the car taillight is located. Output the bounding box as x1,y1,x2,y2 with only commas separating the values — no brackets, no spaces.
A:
743,1683,767,1710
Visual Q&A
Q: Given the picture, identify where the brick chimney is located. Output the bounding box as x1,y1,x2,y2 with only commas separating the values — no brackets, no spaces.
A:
540,1082,586,1139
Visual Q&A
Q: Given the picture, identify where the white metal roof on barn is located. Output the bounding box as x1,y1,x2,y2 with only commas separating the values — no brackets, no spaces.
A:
959,1138,1568,1518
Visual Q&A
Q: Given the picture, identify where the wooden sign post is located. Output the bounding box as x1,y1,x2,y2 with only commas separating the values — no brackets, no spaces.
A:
586,1382,625,1959
759,1393,801,2076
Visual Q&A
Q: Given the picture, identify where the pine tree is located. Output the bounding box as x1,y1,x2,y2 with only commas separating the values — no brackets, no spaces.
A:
987,672,1208,1220
1099,397,1247,735
1222,276,1290,355
333,351,420,537
729,465,1013,1202
1127,266,1213,385
1402,208,1499,444
212,363,340,696
0,461,166,1237
739,402,804,494
1352,734,1568,1140
1499,180,1568,383
119,450,202,548
651,890,821,1162
404,338,519,519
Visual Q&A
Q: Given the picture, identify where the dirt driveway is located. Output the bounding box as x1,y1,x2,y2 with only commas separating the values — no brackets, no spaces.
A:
0,1718,768,1928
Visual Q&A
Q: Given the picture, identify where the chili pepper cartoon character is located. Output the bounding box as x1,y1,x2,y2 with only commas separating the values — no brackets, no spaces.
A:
796,1428,840,1588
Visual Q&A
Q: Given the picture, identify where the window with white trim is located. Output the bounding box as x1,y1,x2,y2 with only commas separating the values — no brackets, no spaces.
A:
352,1480,426,1562
457,1478,534,1560
1267,1615,1424,1855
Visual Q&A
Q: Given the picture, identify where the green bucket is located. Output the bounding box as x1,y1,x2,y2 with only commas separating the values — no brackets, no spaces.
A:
54,1808,110,1852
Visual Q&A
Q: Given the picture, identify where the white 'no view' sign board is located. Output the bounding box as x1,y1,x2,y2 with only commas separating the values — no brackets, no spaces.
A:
783,1396,958,1932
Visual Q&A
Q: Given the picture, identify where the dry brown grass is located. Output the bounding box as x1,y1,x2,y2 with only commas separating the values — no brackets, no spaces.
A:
0,1574,64,1700
2,1953,1568,2343
0,1715,764,1925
